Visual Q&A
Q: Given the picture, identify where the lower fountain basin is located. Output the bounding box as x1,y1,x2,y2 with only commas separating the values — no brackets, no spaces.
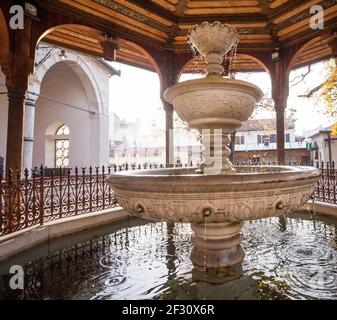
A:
106,166,320,224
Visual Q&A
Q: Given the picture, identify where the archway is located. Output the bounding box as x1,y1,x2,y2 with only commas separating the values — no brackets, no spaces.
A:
30,50,109,169
37,24,161,79
288,34,334,73
33,24,163,168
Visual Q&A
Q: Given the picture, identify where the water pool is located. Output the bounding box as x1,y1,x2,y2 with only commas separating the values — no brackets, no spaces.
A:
1,212,337,300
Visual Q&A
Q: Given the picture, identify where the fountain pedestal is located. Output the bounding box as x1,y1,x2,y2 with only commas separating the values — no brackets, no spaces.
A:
199,129,236,174
190,222,244,269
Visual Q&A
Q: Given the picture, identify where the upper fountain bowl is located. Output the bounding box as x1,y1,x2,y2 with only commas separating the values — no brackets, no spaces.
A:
188,21,239,57
164,77,263,132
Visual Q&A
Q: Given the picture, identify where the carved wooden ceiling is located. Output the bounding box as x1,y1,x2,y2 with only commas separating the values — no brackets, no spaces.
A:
38,0,337,72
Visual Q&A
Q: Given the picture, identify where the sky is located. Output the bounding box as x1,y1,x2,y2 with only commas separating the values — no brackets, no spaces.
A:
109,60,334,138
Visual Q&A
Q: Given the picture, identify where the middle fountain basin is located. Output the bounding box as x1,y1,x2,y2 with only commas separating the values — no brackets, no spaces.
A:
107,166,320,224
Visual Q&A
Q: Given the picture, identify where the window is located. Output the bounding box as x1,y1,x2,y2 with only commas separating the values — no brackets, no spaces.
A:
56,124,70,136
262,135,270,146
270,134,276,143
235,136,245,145
258,134,272,146
55,125,70,168
285,133,290,143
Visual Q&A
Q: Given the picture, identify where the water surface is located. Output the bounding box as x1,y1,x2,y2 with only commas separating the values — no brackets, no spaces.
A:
1,212,337,300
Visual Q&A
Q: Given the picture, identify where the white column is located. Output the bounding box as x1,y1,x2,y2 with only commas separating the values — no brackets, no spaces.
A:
22,98,36,170
90,112,109,167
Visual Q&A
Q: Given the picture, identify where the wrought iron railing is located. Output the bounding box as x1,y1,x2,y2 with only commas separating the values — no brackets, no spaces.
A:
0,161,336,238
313,161,337,204
0,166,118,237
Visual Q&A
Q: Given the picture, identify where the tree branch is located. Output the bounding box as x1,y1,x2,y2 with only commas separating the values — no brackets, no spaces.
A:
298,82,325,98
290,65,312,88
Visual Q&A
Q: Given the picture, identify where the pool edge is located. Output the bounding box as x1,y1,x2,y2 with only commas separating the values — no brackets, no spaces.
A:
0,207,129,262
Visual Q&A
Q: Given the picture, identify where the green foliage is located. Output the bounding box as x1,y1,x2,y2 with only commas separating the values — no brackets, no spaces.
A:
322,58,337,117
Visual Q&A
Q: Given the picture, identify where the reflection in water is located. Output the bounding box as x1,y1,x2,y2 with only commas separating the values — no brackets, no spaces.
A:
1,214,337,300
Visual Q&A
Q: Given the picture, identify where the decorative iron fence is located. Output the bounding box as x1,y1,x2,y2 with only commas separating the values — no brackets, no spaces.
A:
0,161,336,238
0,166,118,237
314,161,337,204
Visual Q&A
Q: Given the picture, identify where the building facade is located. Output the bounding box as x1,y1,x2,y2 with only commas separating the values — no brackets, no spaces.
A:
233,119,310,165
1,43,118,172
307,126,337,164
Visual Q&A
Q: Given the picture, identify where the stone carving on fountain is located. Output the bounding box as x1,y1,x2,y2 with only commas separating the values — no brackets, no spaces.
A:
165,21,261,174
107,21,321,281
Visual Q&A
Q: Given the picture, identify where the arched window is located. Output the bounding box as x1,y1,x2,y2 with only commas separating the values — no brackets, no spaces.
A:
55,124,70,168
56,124,70,136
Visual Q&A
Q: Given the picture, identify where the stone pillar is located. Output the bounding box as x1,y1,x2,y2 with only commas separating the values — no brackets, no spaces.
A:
275,103,286,165
23,98,36,170
271,56,289,166
163,101,174,166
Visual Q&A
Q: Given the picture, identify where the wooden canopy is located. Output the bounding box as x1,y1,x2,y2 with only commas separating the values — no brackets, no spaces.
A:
1,0,337,171
37,0,337,73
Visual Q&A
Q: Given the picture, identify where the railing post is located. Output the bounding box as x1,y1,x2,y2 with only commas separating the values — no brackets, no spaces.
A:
102,166,105,210
75,167,78,215
39,165,44,226
23,169,29,228
51,168,54,220
59,168,63,219
89,166,93,213
331,161,337,205
31,168,37,228
321,161,325,202
67,167,71,216
0,169,3,235
82,167,86,212
108,166,112,206
95,166,99,212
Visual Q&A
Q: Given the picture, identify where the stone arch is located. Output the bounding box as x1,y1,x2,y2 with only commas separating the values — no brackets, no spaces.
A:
30,50,110,168
45,121,66,135
28,49,102,115
37,24,161,81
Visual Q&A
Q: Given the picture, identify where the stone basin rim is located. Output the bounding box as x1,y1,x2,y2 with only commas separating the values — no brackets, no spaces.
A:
107,166,320,188
164,77,263,104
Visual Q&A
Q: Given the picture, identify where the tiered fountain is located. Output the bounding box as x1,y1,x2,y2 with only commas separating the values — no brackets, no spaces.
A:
107,22,320,281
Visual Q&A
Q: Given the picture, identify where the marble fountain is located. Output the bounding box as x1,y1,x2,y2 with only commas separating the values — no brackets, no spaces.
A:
107,21,320,281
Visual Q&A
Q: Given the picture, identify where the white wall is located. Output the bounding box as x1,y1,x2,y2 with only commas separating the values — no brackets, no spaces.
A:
0,69,8,170
32,62,106,169
310,133,337,163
